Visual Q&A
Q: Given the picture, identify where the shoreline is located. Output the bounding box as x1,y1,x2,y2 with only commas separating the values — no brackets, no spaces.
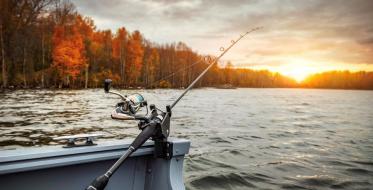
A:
1,86,373,91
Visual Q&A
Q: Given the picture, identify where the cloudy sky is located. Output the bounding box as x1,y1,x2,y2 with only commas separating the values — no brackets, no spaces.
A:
74,0,373,81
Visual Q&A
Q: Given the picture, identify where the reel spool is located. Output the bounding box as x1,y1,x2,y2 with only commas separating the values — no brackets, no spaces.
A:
126,93,146,114
111,94,147,120
104,79,147,120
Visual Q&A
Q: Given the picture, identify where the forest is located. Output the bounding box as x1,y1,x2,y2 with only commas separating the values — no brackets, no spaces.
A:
1,0,373,90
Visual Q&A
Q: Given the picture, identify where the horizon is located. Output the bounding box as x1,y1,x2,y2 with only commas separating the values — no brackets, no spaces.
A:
75,0,373,81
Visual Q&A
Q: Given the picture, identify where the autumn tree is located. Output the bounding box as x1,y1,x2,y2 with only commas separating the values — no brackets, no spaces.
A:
52,20,86,87
112,27,128,86
175,42,191,87
125,31,144,86
0,0,56,88
74,15,95,88
302,71,373,89
224,61,233,84
142,44,160,87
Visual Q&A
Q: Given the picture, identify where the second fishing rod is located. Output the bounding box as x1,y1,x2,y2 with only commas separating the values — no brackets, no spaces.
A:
85,27,261,190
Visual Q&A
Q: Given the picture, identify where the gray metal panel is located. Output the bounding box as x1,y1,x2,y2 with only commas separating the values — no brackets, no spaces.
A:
0,146,154,175
0,138,190,190
144,156,186,190
0,139,190,175
132,156,148,190
0,139,153,162
0,156,147,190
169,156,186,190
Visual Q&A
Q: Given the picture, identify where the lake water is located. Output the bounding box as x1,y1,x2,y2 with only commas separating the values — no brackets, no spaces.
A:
1,88,373,190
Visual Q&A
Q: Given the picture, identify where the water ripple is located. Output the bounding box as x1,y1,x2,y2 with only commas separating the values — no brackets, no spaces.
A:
1,88,373,189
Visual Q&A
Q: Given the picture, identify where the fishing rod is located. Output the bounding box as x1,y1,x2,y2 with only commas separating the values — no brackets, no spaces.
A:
85,27,261,190
170,27,262,109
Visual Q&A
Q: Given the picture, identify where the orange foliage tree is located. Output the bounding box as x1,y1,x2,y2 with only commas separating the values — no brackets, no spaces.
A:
75,15,94,88
112,27,128,85
143,46,160,86
52,20,86,87
126,31,144,86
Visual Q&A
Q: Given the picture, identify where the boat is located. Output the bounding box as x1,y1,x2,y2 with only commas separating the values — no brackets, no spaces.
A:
0,136,190,190
215,84,237,89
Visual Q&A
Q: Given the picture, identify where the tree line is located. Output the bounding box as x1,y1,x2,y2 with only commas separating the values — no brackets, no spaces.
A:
302,71,373,89
1,0,372,90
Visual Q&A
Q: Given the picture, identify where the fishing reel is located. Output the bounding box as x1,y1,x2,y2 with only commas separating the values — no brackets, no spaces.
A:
104,79,147,120
103,79,171,154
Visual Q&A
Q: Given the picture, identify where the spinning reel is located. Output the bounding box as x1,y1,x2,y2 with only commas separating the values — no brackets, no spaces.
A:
104,79,147,120
104,79,171,155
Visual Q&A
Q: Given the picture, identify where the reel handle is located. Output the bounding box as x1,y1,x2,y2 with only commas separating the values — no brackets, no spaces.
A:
104,79,112,93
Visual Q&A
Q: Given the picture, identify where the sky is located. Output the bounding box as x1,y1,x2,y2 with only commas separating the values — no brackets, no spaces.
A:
74,0,373,81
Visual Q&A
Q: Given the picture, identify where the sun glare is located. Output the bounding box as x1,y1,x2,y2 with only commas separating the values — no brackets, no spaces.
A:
277,60,318,82
282,65,314,82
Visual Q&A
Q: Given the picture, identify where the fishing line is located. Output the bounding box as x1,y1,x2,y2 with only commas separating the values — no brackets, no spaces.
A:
170,27,262,109
146,57,205,88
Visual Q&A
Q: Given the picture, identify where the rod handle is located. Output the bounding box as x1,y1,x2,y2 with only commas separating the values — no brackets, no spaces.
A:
130,122,157,151
85,174,109,190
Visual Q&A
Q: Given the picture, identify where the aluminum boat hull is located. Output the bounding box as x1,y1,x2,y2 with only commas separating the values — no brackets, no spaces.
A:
0,138,190,190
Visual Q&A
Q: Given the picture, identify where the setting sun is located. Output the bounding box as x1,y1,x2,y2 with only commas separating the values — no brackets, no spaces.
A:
281,67,313,82
277,59,318,82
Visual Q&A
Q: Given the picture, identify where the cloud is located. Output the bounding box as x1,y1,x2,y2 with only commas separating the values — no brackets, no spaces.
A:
359,37,373,44
74,0,373,70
